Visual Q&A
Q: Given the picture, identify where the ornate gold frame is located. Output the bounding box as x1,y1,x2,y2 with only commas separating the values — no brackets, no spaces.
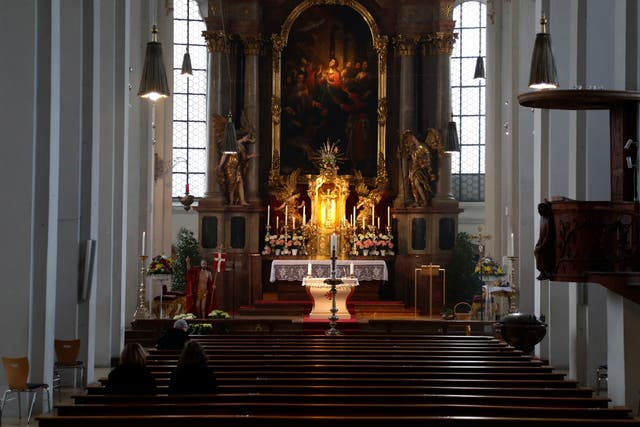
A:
270,0,388,177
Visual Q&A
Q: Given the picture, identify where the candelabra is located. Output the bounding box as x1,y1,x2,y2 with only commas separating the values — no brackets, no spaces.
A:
325,246,342,336
507,256,520,313
133,255,151,320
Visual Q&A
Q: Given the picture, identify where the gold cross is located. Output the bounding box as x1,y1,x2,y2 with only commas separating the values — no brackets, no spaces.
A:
470,225,491,258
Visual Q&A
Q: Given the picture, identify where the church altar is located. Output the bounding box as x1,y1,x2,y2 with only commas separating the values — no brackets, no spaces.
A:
302,277,359,320
269,259,388,282
484,285,514,320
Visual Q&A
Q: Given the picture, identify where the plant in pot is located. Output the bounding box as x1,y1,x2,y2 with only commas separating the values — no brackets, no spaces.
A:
172,227,200,293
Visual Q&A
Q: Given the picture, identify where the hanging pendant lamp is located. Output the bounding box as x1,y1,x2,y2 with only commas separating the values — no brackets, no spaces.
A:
444,118,460,153
528,14,558,89
473,55,485,79
138,25,170,101
222,113,238,154
181,48,193,76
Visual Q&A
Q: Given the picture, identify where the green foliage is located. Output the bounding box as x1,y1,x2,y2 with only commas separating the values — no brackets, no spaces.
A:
172,227,200,293
187,323,213,335
445,232,483,306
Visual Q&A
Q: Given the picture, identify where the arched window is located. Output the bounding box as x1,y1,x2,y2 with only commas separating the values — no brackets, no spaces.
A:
450,1,486,201
172,0,207,198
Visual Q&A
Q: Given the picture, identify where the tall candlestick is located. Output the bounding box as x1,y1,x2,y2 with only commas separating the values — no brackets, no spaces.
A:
285,205,288,228
508,232,515,256
387,206,391,230
141,231,146,256
267,205,271,227
185,183,189,194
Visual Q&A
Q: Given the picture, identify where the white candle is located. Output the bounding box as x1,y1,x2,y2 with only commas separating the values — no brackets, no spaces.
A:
276,216,279,231
330,233,337,252
387,206,391,230
371,205,375,226
308,262,312,276
353,206,356,226
285,205,288,228
362,216,365,229
293,217,296,229
141,231,146,256
377,217,380,231
350,262,354,276
303,206,306,225
508,232,515,256
267,205,270,226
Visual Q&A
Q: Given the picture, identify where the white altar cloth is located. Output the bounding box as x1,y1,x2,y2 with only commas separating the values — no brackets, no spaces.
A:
302,277,359,319
484,285,514,320
269,259,388,282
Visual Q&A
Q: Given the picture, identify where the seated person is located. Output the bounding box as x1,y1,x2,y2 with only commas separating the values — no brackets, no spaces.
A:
156,319,190,350
106,342,157,394
168,340,218,394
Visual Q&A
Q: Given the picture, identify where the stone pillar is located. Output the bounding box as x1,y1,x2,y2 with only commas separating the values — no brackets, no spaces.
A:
241,34,262,205
424,27,457,204
392,34,419,208
202,30,228,202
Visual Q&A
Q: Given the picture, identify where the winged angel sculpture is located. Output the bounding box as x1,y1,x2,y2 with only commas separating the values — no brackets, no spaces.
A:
213,111,257,206
354,170,384,226
271,168,304,228
400,129,443,207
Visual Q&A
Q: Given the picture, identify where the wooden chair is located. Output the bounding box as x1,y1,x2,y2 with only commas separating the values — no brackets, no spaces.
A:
54,339,85,388
1,356,51,423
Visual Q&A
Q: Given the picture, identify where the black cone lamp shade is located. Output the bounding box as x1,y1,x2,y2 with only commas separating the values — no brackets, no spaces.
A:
138,25,170,101
473,56,485,79
528,14,558,89
181,49,193,76
222,113,238,154
444,120,460,153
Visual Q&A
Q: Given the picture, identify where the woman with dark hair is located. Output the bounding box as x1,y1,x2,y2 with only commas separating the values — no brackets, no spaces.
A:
168,340,218,394
106,342,157,394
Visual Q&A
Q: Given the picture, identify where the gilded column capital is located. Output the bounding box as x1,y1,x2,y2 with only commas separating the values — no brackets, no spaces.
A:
392,34,420,57
241,34,264,56
424,31,458,56
271,34,286,73
203,30,229,53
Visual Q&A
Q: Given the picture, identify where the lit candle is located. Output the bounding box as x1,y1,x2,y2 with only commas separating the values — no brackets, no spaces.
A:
302,205,306,225
377,217,380,231
362,216,365,229
267,205,271,227
350,262,354,276
353,206,356,226
308,262,312,276
330,233,337,253
293,217,296,229
387,206,391,230
276,216,279,231
285,205,288,228
185,183,189,194
141,231,146,256
371,205,375,226
508,232,515,257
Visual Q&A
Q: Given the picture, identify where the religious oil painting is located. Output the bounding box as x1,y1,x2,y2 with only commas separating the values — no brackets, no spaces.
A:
280,5,378,177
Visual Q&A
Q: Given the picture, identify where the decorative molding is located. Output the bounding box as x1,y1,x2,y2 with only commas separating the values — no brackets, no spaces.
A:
271,34,285,73
271,96,282,125
203,30,229,53
424,31,458,56
377,97,388,126
392,34,420,57
440,2,454,18
374,35,389,73
487,0,495,25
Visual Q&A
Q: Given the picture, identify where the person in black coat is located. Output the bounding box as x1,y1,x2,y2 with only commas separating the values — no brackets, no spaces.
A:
106,342,157,394
156,319,190,350
168,340,218,394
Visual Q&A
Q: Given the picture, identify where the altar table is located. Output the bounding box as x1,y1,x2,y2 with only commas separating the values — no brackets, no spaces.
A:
302,277,359,319
269,260,388,282
484,285,514,320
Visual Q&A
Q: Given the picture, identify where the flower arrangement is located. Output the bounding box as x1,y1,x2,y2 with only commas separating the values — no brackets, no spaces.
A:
146,254,174,275
376,233,395,255
475,256,505,277
351,231,378,255
173,313,196,320
291,228,305,248
207,309,230,319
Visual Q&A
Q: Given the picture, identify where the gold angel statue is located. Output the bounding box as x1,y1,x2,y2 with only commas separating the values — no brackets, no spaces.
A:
400,129,443,207
214,111,257,206
354,170,383,227
271,168,304,228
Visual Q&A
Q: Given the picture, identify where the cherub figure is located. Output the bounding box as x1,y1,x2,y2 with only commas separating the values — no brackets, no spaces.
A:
400,129,442,207
272,168,304,228
214,112,257,206
354,170,382,227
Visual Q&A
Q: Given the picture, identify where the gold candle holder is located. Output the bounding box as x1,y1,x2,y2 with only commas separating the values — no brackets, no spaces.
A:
133,255,151,320
508,256,519,313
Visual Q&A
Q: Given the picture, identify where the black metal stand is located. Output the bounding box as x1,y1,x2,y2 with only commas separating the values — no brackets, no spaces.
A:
325,248,342,336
